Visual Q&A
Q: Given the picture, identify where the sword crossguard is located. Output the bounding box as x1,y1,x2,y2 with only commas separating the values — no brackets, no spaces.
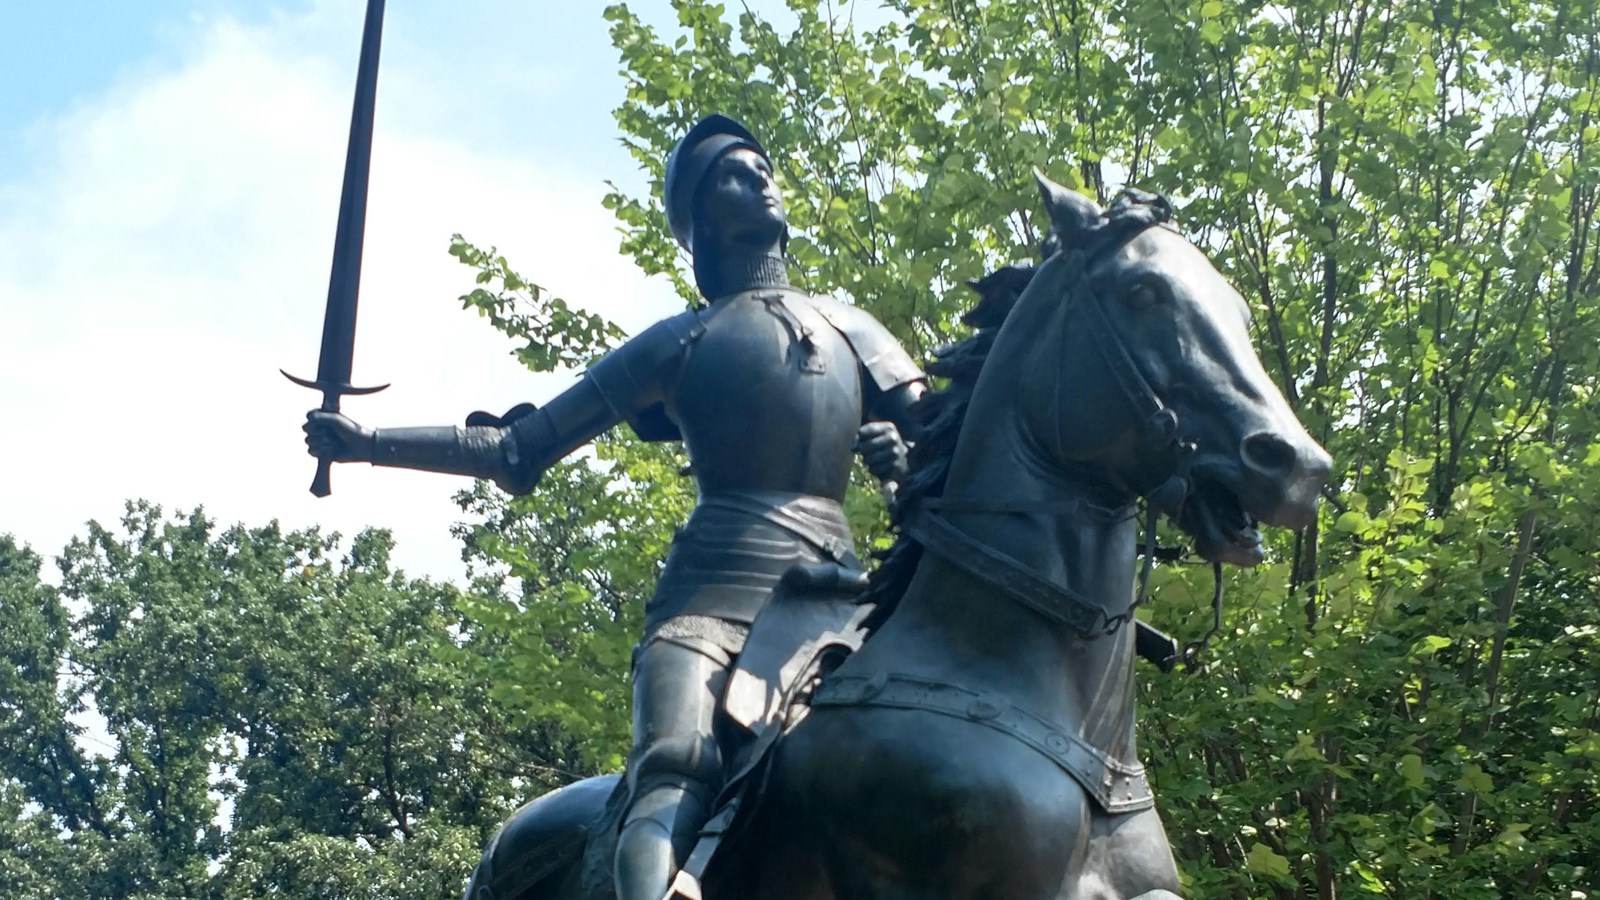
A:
280,370,391,396
282,369,390,497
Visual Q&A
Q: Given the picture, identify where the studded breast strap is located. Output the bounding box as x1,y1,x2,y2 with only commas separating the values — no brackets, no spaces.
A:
812,672,1154,813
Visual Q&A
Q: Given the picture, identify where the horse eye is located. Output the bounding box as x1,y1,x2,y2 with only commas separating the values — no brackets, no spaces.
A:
1124,281,1161,308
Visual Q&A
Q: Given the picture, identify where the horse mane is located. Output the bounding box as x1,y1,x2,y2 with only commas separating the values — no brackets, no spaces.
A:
859,261,1035,618
860,189,1174,621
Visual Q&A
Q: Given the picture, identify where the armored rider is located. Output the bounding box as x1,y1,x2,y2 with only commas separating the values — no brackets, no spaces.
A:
303,114,926,900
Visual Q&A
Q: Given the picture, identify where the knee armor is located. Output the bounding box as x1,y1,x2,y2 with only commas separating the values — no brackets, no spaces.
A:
626,731,724,808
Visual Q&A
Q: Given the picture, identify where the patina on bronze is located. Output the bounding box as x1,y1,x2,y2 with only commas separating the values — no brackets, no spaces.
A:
301,114,926,900
455,175,1330,900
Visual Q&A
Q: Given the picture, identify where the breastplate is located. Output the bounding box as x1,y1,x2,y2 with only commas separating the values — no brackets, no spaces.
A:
667,289,862,499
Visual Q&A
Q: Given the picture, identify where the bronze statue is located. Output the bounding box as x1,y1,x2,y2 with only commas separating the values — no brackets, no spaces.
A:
290,14,1331,893
451,176,1330,900
303,114,926,900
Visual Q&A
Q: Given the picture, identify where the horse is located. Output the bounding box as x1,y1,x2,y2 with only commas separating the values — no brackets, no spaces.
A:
461,172,1331,900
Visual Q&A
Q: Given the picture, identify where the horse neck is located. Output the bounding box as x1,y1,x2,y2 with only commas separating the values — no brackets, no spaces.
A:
883,389,1143,736
935,283,1142,621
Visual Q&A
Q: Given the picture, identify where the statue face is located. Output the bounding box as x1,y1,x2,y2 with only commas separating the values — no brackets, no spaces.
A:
696,147,787,251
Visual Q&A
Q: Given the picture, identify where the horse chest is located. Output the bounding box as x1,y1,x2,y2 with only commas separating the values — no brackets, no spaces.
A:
769,705,1092,891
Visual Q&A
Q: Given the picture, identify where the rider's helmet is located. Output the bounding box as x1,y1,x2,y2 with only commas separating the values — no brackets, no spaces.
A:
663,114,783,253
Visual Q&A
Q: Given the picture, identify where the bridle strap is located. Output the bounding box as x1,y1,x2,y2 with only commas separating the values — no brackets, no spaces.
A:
901,506,1115,638
1066,223,1199,613
923,494,1133,521
1078,274,1168,427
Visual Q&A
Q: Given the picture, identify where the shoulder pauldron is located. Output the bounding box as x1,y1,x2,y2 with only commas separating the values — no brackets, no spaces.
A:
804,297,925,393
586,308,704,442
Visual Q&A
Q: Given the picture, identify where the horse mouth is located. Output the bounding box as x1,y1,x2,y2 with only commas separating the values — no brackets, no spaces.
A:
1178,477,1264,567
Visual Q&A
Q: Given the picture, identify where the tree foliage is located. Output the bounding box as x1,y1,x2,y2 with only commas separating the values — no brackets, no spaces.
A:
0,505,573,899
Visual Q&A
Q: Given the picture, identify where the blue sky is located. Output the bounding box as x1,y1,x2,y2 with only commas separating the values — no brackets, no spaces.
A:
3,2,288,135
0,1,732,582
2,1,640,174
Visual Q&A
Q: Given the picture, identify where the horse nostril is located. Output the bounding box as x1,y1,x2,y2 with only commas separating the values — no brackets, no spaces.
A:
1242,432,1296,477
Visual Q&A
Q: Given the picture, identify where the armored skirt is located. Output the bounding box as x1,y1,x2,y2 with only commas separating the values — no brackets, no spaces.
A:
643,490,858,652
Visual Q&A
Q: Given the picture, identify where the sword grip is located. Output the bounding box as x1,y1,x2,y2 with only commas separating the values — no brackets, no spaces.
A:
311,456,333,497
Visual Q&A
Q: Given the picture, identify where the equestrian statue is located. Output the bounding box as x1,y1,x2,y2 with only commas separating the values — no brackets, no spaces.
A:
304,127,1329,900
289,10,1329,892
428,152,1336,898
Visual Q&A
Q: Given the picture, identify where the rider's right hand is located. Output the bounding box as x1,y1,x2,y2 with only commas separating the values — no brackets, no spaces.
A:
304,410,375,463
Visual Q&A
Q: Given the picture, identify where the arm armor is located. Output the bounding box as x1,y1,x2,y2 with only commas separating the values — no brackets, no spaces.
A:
497,378,620,494
370,376,626,495
806,296,926,395
805,295,928,440
371,424,512,484
585,309,703,443
872,380,928,443
366,311,698,494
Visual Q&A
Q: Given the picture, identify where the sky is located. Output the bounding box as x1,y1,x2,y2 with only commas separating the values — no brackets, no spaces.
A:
0,1,724,584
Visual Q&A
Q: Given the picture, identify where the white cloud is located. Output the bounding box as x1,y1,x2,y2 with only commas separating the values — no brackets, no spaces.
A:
0,2,683,582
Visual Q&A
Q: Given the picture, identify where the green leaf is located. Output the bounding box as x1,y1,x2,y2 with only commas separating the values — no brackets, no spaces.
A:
1244,842,1291,879
1399,754,1427,789
1334,510,1369,534
1285,732,1325,762
1410,635,1452,656
1455,763,1494,797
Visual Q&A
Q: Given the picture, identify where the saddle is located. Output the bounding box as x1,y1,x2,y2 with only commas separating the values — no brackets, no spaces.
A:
666,561,876,900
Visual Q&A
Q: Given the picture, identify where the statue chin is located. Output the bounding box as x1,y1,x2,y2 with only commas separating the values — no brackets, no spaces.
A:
726,216,787,252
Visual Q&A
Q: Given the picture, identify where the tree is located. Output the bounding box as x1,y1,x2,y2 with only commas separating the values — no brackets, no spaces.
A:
1,504,576,899
0,535,108,900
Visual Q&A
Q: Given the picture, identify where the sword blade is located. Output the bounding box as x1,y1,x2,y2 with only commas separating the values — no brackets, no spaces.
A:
284,0,389,497
315,0,386,396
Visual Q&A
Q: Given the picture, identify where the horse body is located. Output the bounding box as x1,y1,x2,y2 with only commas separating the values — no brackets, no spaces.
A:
464,178,1329,900
745,253,1169,896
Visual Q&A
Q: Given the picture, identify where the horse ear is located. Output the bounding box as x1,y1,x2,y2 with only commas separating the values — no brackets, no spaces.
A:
1033,168,1102,238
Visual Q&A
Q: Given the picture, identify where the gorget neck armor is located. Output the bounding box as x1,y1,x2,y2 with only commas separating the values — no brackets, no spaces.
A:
697,250,790,303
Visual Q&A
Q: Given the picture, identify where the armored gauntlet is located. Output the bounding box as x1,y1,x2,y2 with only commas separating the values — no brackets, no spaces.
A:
370,425,517,488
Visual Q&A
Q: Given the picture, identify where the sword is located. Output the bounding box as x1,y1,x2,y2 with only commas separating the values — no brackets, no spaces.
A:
282,0,390,497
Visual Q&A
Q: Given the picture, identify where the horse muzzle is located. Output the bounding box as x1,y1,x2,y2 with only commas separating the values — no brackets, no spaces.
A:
1235,429,1331,529
1180,430,1330,566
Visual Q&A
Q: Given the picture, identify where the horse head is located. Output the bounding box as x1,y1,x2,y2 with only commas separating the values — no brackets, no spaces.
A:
1023,171,1330,566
